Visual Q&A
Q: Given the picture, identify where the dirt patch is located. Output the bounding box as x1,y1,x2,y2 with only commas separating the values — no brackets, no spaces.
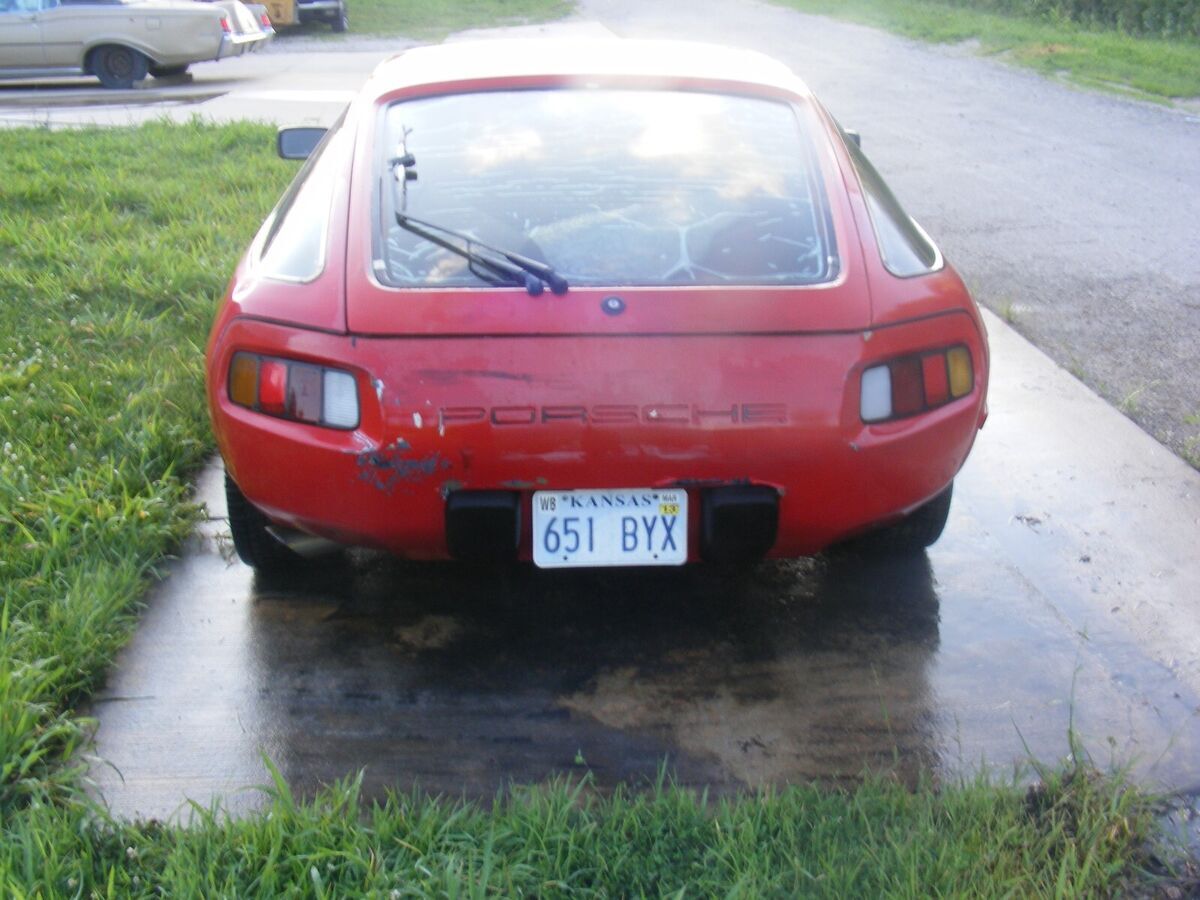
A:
391,614,464,651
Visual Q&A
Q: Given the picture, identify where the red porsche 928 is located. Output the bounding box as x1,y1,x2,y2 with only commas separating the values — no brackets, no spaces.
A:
205,38,989,572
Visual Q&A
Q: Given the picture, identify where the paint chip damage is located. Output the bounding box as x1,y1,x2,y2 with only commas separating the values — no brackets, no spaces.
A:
356,440,450,493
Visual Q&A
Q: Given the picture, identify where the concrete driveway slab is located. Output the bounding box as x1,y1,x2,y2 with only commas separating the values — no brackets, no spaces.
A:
85,313,1200,821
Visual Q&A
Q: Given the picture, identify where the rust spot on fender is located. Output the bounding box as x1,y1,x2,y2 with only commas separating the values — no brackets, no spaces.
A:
356,440,449,494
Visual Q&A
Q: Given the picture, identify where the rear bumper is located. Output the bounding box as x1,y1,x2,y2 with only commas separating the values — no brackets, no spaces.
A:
216,30,271,60
208,313,988,560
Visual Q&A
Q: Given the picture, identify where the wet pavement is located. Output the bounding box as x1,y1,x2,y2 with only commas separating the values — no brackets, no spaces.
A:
86,311,1200,821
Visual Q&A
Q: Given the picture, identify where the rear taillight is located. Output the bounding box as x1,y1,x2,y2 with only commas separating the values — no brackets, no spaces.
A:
260,12,272,28
860,346,974,424
228,352,359,429
220,16,231,33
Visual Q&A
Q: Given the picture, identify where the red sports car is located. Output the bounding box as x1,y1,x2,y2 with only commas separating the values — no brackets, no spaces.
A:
206,38,989,572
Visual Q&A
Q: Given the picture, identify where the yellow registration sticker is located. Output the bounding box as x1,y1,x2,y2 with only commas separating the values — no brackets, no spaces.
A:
660,503,680,516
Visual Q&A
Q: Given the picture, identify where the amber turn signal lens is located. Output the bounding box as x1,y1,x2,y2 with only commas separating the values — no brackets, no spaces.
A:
947,346,973,398
228,352,258,407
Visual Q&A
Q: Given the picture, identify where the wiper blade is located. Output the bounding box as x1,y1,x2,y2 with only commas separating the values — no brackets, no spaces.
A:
395,212,569,297
395,213,541,294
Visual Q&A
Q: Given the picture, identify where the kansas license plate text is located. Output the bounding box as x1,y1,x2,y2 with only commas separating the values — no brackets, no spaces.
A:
532,489,688,568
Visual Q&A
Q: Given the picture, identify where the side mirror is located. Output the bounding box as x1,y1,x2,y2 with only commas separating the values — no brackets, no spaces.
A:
277,127,327,160
844,129,862,149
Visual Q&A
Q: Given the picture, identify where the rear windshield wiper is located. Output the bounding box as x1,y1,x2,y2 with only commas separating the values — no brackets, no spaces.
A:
394,212,569,297
387,141,567,296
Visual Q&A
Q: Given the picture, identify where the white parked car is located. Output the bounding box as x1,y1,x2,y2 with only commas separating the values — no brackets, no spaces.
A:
0,0,273,88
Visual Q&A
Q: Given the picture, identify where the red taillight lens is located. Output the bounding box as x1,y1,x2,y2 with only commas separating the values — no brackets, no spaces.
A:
220,16,231,33
258,359,288,416
921,354,950,406
860,345,974,424
227,352,359,429
260,12,272,27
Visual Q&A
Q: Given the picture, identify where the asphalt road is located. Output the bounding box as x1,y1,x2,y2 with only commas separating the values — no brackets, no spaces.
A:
2,4,1196,824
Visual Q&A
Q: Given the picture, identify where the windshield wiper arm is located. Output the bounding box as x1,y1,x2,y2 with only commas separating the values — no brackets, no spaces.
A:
395,212,569,296
394,213,542,294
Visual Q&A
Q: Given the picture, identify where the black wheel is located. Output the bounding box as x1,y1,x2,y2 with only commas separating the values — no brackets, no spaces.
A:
846,483,954,555
225,473,301,573
148,63,189,79
91,45,148,89
331,3,347,32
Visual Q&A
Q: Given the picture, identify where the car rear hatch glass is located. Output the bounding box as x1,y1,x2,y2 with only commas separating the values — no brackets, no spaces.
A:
348,86,871,335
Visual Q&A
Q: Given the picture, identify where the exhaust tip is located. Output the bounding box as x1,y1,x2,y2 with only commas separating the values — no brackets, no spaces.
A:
701,485,779,563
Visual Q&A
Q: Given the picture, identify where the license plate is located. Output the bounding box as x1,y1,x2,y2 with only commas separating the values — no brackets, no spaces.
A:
532,488,688,568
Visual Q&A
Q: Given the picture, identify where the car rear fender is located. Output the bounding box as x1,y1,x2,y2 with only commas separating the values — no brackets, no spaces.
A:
216,101,361,335
813,99,988,391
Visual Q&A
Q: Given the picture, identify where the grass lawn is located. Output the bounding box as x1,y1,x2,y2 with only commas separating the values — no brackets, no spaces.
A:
2,763,1167,896
0,122,292,807
286,0,575,39
0,123,1183,895
771,0,1200,100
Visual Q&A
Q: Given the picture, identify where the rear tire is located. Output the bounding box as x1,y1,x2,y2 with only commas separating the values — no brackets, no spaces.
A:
91,45,148,89
847,483,954,555
225,474,301,573
331,3,347,31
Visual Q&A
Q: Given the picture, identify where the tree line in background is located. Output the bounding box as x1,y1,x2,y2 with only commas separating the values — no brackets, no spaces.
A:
954,0,1199,37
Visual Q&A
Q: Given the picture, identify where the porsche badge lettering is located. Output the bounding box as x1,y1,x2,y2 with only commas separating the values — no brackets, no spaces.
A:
435,404,787,428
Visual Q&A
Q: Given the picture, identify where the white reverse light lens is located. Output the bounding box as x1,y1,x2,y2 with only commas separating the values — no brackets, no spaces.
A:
322,370,359,428
860,365,892,423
